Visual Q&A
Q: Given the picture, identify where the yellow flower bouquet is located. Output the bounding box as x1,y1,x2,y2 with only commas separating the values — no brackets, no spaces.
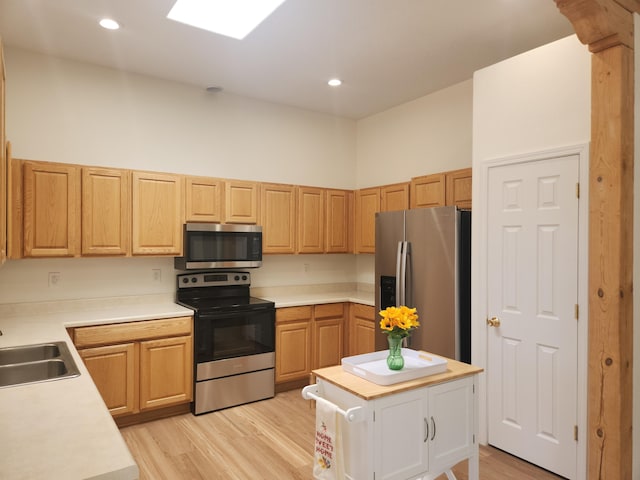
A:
379,306,420,370
379,305,420,338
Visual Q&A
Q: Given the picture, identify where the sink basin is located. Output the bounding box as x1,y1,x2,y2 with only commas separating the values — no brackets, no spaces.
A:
0,342,62,365
0,342,80,388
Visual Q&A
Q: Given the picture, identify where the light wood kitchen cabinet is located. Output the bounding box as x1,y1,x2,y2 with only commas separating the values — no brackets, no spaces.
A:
348,303,376,356
313,303,345,369
131,170,183,255
0,39,6,265
224,179,258,224
139,335,193,410
78,343,137,416
381,182,410,212
355,187,380,254
260,182,297,254
445,167,472,209
411,173,446,209
275,306,313,383
325,189,353,253
297,186,325,253
82,167,130,256
71,316,193,421
22,160,81,257
185,175,224,223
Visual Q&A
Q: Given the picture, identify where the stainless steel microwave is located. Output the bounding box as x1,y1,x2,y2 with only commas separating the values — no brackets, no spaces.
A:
174,223,262,270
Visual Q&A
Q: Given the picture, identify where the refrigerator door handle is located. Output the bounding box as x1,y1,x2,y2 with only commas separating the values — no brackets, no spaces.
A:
399,241,408,306
395,241,403,306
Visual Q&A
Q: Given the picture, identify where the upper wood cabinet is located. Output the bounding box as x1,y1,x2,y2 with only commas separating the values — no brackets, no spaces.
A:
411,168,472,210
260,182,297,254
131,171,183,255
445,168,472,209
411,173,446,209
82,167,130,256
185,175,224,223
0,39,6,265
325,189,353,254
381,182,410,212
22,160,81,257
225,179,258,224
297,186,325,253
355,187,380,254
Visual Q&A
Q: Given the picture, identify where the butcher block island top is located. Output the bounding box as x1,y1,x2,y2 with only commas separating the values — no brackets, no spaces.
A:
313,355,483,400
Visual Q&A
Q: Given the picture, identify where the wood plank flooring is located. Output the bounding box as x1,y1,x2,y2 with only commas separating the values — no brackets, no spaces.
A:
120,389,563,480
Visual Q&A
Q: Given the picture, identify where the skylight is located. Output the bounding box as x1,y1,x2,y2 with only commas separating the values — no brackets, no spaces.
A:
167,0,286,40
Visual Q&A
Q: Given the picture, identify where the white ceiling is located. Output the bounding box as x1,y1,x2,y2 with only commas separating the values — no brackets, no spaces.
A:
0,0,575,119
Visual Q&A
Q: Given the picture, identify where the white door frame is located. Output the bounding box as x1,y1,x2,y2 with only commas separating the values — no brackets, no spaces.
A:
472,142,589,479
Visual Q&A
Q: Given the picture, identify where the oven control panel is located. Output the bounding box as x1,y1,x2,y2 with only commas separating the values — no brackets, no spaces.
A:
177,271,251,288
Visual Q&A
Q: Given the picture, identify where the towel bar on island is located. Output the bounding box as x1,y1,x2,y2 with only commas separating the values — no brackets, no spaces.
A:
302,384,365,423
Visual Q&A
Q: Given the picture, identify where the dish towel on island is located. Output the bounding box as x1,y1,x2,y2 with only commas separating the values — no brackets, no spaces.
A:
313,397,345,480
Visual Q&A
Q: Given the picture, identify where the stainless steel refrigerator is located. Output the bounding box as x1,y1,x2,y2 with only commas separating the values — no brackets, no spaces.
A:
374,206,471,363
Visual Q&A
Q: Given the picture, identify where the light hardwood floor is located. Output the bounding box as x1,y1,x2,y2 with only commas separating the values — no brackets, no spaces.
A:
120,389,563,480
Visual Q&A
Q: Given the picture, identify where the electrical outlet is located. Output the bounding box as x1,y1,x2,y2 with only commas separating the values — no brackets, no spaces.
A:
48,272,61,287
152,269,162,282
303,263,310,272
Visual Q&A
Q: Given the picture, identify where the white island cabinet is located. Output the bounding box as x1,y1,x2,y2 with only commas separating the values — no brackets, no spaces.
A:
311,358,482,480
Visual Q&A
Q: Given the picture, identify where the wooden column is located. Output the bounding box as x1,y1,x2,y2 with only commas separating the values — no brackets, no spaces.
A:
555,1,635,478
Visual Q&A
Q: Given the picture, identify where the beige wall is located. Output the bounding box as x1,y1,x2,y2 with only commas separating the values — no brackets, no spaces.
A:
355,79,473,188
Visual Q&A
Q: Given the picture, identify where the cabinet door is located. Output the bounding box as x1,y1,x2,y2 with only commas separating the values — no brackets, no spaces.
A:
381,182,409,212
82,167,130,256
275,306,312,383
23,161,80,257
445,168,472,209
224,179,258,224
374,388,429,480
297,186,324,253
355,187,380,254
131,171,183,255
325,189,352,253
428,376,475,473
260,183,297,254
79,343,138,416
185,175,223,223
410,173,445,209
139,335,193,410
313,303,344,369
349,303,376,356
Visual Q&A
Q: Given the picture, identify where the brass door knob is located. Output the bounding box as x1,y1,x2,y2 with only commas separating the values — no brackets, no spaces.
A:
486,316,501,327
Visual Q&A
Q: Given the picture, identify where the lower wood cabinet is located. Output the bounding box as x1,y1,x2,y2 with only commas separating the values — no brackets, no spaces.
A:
275,303,346,385
348,303,376,356
71,316,193,420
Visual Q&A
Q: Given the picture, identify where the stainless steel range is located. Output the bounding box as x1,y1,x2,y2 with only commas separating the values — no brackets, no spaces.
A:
176,271,275,415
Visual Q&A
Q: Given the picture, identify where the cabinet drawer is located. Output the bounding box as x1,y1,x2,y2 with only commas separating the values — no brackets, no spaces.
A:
73,316,192,348
315,303,344,319
276,306,312,323
351,303,375,319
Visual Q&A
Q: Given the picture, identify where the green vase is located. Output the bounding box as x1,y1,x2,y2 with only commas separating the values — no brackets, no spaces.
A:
386,335,404,370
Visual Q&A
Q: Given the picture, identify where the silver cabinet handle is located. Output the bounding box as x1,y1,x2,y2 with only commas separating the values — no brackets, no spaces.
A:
424,417,429,443
430,416,436,441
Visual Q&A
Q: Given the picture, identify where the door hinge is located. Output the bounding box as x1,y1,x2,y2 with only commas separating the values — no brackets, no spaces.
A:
574,425,578,441
473,434,476,444
576,182,580,198
372,411,375,422
575,304,579,321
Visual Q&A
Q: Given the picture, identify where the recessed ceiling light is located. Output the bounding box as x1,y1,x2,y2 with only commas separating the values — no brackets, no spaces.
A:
328,78,342,87
99,18,120,30
167,0,286,40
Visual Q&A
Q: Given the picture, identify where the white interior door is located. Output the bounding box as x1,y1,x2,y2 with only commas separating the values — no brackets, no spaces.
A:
486,154,579,479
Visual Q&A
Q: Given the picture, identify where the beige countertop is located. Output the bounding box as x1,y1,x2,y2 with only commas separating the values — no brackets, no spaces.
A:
252,283,375,308
0,294,193,480
0,285,373,479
